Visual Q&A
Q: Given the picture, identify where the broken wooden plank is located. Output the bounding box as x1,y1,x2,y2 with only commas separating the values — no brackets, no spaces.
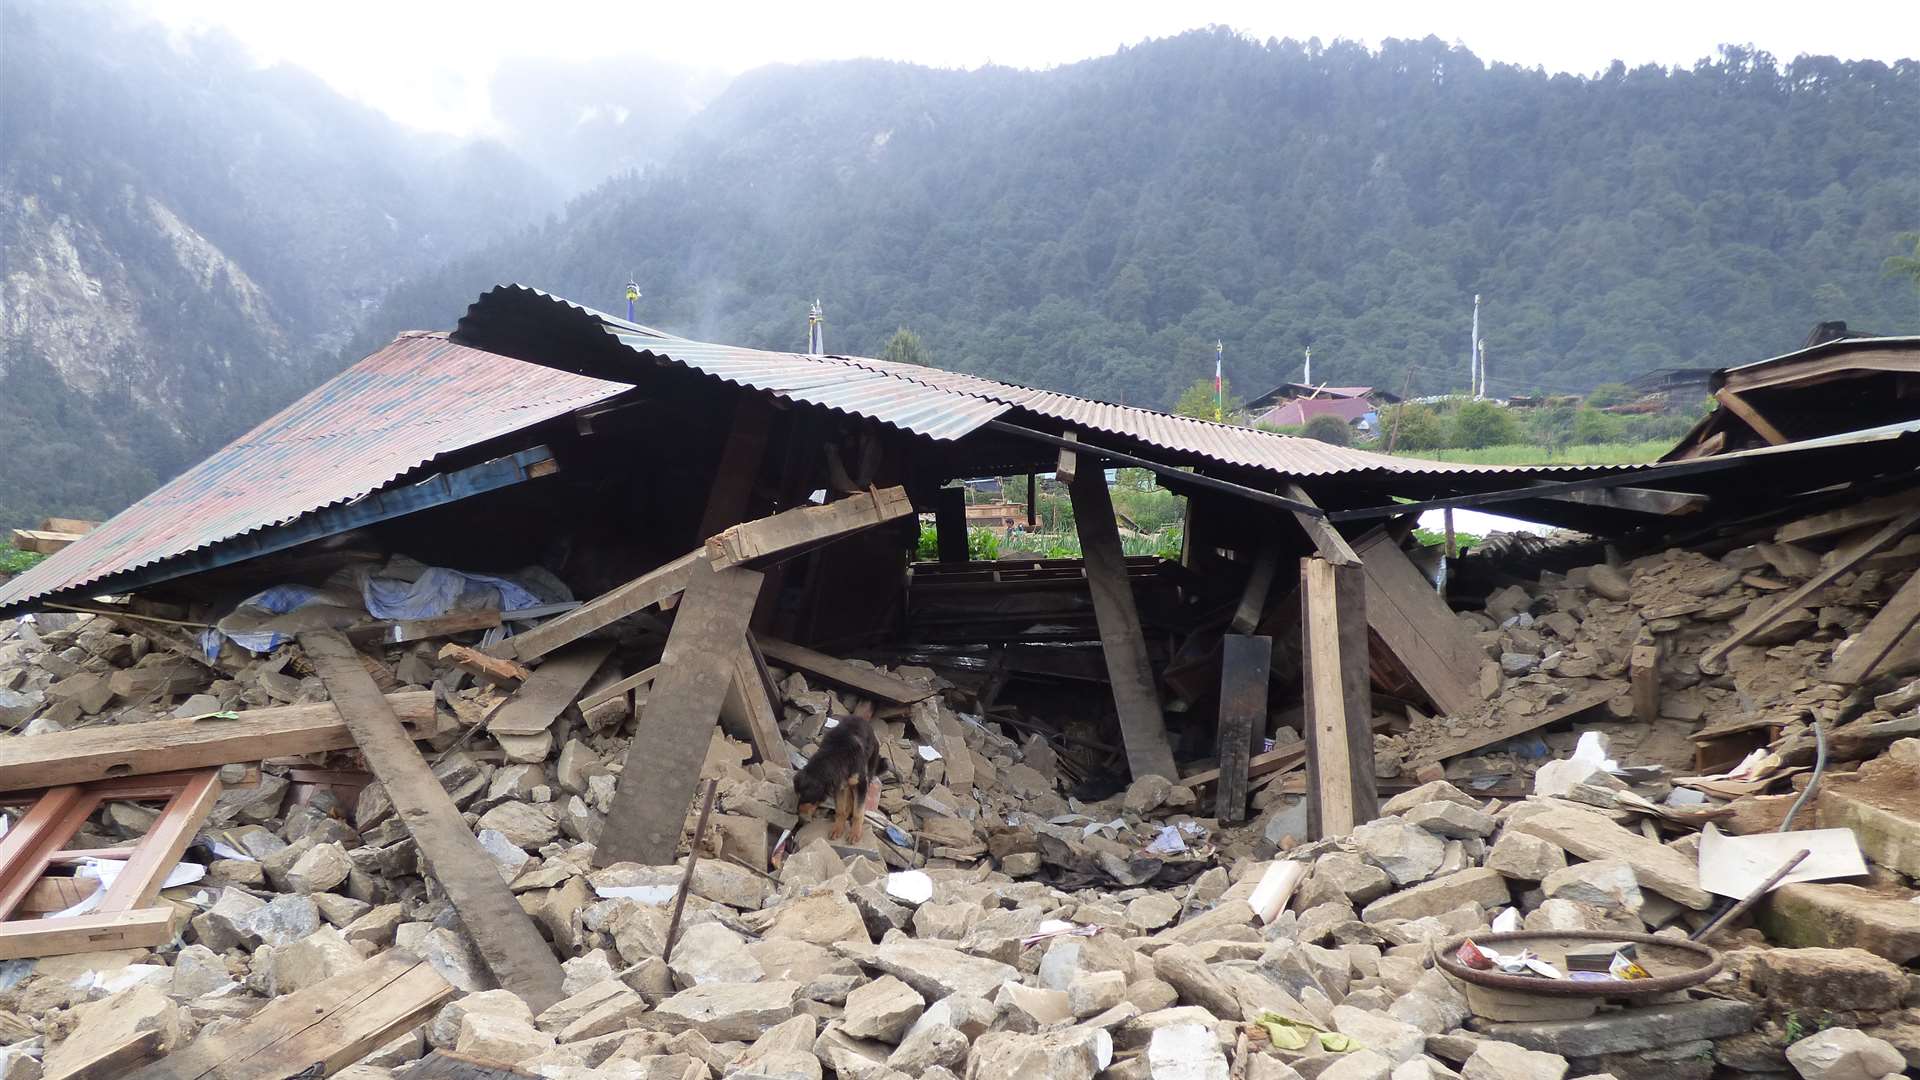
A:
1825,566,1920,685
349,608,502,646
1701,507,1920,671
491,549,703,662
706,485,915,570
128,952,453,1080
1407,684,1619,767
439,643,532,687
299,631,565,1012
45,1028,163,1080
1216,634,1271,825
1181,744,1306,789
1229,546,1281,635
9,529,85,555
0,908,175,961
1630,644,1661,724
99,769,221,911
578,663,660,712
1539,483,1708,516
1070,468,1178,781
1351,528,1482,716
596,562,765,867
0,693,437,793
1301,557,1376,839
721,639,790,773
1714,387,1789,446
1280,483,1359,566
755,637,932,704
487,641,614,736
1778,487,1920,545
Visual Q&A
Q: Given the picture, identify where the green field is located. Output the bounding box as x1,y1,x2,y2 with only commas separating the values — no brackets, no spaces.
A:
1390,439,1674,466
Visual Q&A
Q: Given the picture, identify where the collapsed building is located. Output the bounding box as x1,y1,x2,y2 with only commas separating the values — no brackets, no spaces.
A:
1,291,1919,1079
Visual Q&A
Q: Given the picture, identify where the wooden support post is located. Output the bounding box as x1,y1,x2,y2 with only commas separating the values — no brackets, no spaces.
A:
721,638,790,773
1826,566,1920,685
1630,644,1661,723
935,487,968,563
756,636,933,703
298,631,566,1012
1069,466,1178,780
1229,546,1280,635
1026,472,1037,528
697,397,776,539
1216,634,1272,824
596,562,764,867
1301,557,1376,839
1055,432,1079,484
0,692,437,792
706,486,913,570
1280,483,1359,566
1443,508,1457,559
490,550,702,661
1714,388,1790,446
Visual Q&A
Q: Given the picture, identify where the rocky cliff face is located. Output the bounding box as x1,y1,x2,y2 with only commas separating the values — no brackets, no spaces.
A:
0,0,560,527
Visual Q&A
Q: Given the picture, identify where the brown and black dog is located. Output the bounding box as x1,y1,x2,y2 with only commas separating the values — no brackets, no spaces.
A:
793,713,883,843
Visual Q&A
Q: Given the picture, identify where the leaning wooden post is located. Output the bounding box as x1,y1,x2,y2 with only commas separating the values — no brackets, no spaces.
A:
1069,465,1178,780
1216,634,1272,824
1300,556,1377,838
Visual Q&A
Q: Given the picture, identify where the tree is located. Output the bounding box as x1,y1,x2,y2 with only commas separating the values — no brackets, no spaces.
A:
1450,401,1521,448
1380,404,1446,451
1571,406,1624,445
880,328,929,366
1302,414,1353,446
1174,377,1239,421
1887,233,1920,292
1583,382,1636,408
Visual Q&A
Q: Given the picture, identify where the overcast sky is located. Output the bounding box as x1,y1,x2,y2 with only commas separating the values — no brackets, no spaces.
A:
140,0,1918,135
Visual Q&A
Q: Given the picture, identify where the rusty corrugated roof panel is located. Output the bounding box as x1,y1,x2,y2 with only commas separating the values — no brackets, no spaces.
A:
0,334,629,610
458,286,1620,480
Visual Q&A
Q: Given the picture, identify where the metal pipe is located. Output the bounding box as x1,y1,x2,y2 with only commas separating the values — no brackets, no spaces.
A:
1779,719,1827,832
983,421,1322,517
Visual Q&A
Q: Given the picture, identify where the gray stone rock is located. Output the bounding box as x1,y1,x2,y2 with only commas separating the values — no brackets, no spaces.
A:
1331,1006,1426,1065
653,980,801,1042
1484,832,1568,881
668,922,765,989
1784,1027,1906,1080
1399,801,1495,840
1540,861,1642,914
235,894,321,948
850,940,1019,1000
1461,1041,1567,1080
1361,868,1509,923
1350,820,1446,886
841,974,925,1043
475,800,559,849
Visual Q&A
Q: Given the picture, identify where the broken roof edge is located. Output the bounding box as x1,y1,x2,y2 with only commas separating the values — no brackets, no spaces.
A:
454,284,1635,485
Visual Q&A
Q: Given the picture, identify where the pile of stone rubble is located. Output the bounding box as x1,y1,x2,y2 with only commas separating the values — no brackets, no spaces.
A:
5,518,1920,1080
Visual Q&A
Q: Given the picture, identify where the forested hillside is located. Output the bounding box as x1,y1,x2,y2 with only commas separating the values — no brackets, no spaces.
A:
368,31,1918,408
0,0,560,527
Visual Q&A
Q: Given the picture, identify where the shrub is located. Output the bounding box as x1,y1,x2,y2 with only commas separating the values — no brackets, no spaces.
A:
1301,414,1354,446
1571,406,1624,445
1449,400,1521,448
1584,382,1637,408
1379,404,1446,450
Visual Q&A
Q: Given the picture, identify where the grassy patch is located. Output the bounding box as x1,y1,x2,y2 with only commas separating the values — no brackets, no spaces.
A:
1390,439,1673,466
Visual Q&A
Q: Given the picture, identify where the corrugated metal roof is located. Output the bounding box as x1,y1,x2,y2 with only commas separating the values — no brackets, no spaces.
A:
456,286,1612,480
0,334,629,610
